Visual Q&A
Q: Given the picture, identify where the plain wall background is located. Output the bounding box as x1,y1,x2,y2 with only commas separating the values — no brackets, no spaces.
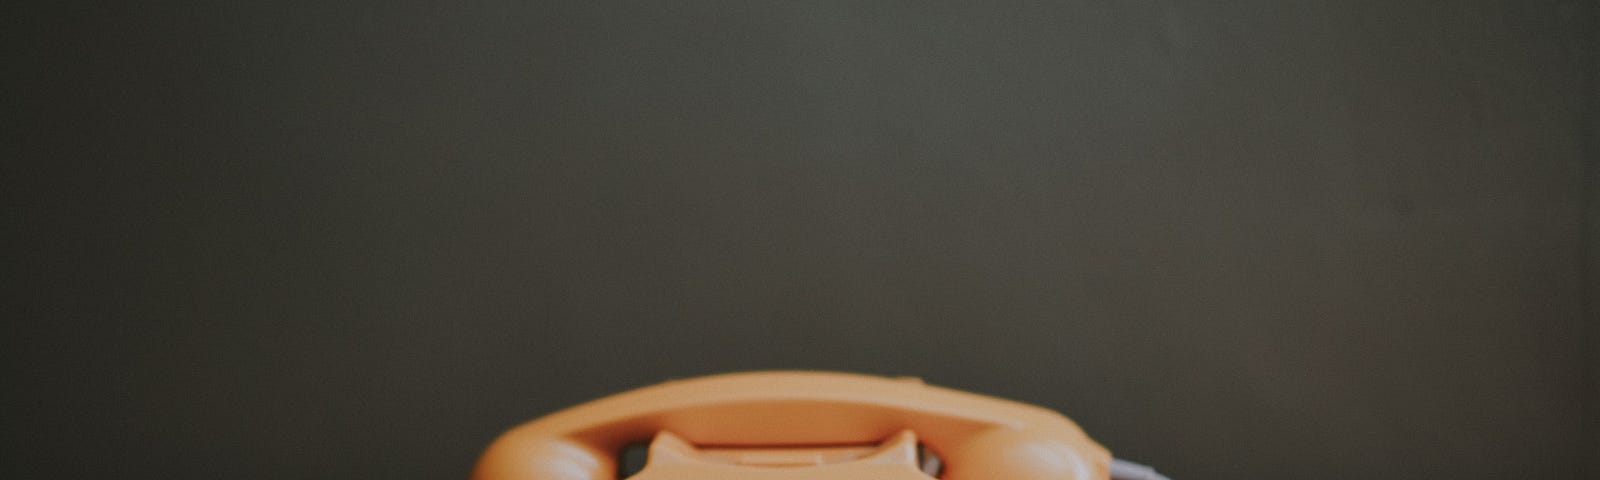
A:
6,1,1596,479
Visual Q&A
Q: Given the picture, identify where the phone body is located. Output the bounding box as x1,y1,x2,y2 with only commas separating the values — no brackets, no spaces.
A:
472,371,1112,480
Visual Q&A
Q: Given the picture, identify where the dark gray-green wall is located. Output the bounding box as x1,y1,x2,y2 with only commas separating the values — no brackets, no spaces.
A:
6,1,1596,479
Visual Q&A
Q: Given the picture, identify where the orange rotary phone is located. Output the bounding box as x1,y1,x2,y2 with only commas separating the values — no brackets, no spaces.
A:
472,371,1168,480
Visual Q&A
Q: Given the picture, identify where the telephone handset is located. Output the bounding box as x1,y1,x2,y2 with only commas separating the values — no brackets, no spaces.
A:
472,371,1113,480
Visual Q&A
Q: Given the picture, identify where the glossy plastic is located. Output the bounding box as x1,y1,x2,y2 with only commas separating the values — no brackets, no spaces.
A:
471,371,1111,480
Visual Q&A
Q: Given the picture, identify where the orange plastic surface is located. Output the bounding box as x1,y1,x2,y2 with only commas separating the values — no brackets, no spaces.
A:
471,371,1111,480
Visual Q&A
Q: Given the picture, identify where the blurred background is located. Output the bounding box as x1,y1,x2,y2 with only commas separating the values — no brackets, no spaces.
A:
5,1,1596,479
